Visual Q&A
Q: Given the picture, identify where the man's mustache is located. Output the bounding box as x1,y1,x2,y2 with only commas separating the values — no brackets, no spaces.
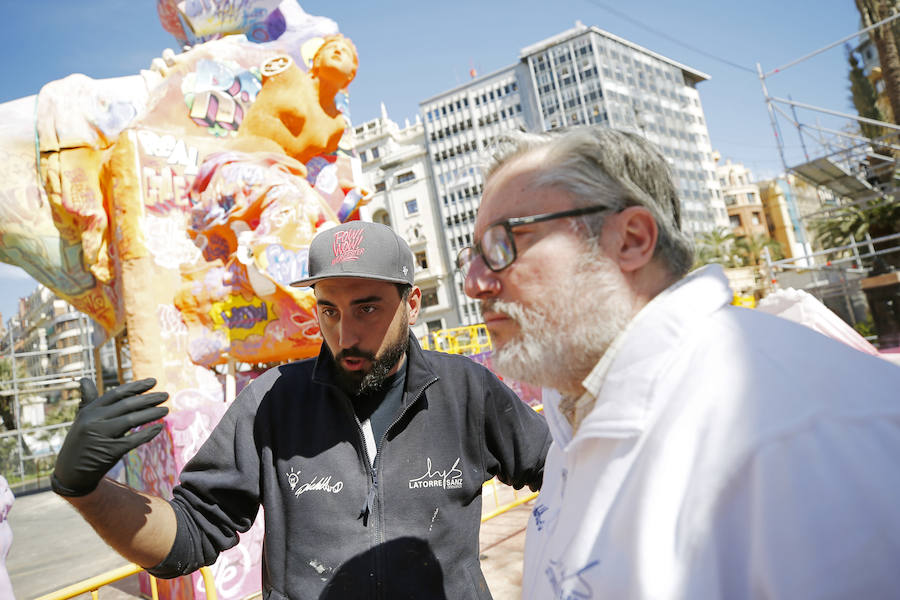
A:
480,299,518,320
336,348,376,362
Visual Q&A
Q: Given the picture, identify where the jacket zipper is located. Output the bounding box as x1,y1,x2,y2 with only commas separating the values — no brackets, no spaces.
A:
361,376,436,529
350,374,439,599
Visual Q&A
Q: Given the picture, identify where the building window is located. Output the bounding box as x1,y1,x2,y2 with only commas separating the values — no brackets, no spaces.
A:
751,212,761,225
371,147,380,159
746,192,755,203
374,182,385,193
415,251,428,270
372,209,390,227
397,171,415,184
421,287,439,308
729,215,742,228
405,199,419,215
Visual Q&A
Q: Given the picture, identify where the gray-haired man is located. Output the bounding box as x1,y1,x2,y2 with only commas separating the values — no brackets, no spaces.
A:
460,126,900,599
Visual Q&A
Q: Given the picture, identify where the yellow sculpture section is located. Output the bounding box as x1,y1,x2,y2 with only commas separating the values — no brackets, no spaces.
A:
0,31,367,395
236,35,359,171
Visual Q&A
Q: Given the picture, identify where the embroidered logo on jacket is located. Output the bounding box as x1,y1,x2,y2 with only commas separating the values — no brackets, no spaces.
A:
331,229,365,264
286,467,344,497
408,457,463,490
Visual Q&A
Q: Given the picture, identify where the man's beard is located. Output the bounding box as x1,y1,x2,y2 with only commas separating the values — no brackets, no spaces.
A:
333,329,409,397
482,255,634,393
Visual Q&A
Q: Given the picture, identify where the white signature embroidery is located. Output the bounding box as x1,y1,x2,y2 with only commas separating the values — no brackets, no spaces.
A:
408,457,463,490
286,467,344,497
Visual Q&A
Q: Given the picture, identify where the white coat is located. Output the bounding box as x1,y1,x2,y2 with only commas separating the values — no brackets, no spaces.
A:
523,265,900,600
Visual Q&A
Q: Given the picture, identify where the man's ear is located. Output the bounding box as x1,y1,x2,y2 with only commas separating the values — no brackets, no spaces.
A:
407,286,422,326
608,206,658,273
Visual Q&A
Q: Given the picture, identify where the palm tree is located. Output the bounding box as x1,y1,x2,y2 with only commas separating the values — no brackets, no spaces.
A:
694,227,739,268
734,234,784,267
811,199,900,269
848,44,886,140
855,0,900,126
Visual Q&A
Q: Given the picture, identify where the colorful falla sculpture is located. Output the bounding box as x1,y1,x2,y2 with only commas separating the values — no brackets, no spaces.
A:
0,2,367,598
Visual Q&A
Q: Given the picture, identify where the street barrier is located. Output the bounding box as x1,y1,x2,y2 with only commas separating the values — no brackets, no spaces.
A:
35,564,216,600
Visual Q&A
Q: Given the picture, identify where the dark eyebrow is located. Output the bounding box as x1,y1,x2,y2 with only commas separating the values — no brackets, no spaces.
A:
316,295,383,308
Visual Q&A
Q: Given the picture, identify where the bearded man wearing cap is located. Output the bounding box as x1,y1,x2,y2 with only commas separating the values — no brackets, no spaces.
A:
50,221,550,599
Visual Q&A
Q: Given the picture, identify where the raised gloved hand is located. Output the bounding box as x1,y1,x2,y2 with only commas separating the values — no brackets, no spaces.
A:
51,378,169,497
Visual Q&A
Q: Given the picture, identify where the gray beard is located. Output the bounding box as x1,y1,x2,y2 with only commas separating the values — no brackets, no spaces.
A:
484,258,634,392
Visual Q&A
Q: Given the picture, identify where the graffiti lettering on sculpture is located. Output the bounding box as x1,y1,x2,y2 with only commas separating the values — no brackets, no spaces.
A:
63,168,100,217
143,166,191,215
264,245,308,286
210,295,274,340
200,516,266,600
137,130,202,176
183,60,262,136
290,312,321,340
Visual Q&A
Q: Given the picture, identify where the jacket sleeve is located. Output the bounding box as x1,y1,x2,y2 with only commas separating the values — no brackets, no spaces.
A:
147,382,264,578
480,367,551,492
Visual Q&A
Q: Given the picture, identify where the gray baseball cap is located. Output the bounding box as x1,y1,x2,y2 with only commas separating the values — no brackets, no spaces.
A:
291,221,415,288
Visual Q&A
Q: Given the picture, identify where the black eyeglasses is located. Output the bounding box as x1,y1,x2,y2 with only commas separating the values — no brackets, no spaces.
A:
456,205,610,276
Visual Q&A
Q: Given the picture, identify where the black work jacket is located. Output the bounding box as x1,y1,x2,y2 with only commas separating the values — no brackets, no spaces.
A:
150,333,550,599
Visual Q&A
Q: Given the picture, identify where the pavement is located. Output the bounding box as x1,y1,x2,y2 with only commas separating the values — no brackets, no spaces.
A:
8,486,532,599
8,490,142,600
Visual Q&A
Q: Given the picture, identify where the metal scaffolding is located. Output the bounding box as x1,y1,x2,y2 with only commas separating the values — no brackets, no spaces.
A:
0,315,96,493
757,12,900,343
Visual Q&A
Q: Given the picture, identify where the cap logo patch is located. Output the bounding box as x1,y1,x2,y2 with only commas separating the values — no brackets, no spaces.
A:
332,228,365,264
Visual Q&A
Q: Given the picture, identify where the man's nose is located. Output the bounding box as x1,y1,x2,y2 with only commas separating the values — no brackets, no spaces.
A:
338,318,361,349
463,256,500,299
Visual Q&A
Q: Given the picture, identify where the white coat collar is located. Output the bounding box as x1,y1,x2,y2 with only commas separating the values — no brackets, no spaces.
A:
544,265,734,449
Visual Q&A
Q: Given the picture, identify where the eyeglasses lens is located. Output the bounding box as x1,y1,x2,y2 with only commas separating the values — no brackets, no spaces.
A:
482,225,514,270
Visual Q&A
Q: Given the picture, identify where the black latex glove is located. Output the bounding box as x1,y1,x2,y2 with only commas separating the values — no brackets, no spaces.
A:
51,378,169,497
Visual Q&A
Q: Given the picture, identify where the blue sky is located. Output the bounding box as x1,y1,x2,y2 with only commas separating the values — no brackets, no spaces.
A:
0,0,864,322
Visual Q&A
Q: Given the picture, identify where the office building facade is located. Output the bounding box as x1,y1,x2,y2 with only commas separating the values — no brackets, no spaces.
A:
419,22,728,324
352,108,461,338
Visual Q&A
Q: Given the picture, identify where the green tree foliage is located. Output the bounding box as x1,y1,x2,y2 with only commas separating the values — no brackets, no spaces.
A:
811,198,900,268
0,358,22,432
855,0,900,127
694,227,739,268
734,234,785,266
0,357,34,462
847,43,886,139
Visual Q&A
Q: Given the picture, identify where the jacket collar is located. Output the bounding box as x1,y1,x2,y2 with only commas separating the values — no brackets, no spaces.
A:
547,265,734,448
